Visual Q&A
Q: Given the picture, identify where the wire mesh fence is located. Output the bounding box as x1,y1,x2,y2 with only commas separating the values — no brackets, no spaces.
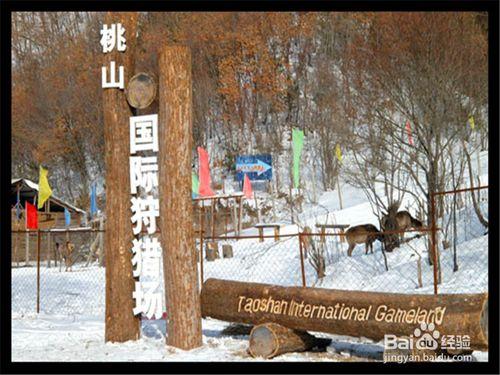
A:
10,186,488,317
197,234,305,288
198,229,439,294
431,186,488,294
11,229,105,316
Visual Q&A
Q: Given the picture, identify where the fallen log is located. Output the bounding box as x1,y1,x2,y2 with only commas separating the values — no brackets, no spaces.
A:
201,279,488,350
248,322,331,359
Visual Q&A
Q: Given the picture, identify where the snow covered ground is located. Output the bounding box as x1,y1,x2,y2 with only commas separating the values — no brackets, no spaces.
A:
11,151,488,362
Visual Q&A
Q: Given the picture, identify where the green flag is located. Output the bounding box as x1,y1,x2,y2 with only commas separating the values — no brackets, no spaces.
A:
192,172,199,196
292,128,304,189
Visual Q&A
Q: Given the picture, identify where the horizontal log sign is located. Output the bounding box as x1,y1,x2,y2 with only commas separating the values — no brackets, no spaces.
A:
200,279,488,350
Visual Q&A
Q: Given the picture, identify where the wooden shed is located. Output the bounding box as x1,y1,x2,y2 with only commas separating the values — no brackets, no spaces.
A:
11,178,86,230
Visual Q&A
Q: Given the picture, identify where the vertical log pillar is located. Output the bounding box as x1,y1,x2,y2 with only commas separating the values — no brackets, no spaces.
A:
103,12,140,342
159,46,202,350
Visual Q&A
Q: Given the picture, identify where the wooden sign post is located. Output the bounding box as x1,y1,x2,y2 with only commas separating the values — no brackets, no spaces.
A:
201,279,488,351
159,46,202,350
103,12,140,343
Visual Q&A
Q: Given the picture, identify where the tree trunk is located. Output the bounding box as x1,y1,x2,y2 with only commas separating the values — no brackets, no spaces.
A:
158,46,202,350
248,322,331,359
201,279,488,350
103,12,140,343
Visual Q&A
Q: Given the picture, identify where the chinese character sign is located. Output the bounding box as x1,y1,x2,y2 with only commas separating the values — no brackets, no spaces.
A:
100,21,165,320
129,114,165,319
101,23,126,90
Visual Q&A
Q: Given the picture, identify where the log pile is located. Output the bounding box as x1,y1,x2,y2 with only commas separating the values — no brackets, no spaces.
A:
201,279,488,351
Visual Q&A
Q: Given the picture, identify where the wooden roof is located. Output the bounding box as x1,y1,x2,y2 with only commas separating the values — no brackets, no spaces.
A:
11,178,86,215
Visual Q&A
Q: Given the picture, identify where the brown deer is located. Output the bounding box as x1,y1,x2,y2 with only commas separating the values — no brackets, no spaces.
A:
381,210,424,241
346,224,384,257
64,241,75,272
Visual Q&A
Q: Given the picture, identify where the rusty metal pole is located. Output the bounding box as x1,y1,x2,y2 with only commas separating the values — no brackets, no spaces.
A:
430,192,438,295
36,229,41,313
238,196,243,235
298,233,306,287
199,203,205,286
211,199,216,238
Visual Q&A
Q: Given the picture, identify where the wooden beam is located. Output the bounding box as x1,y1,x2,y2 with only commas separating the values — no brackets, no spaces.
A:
103,11,140,343
201,279,488,351
159,45,202,350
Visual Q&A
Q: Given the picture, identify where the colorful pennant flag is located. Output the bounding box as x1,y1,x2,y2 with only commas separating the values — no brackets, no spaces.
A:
405,120,414,146
467,115,475,131
90,182,98,217
192,172,200,198
15,188,21,219
243,173,253,199
335,144,342,163
292,128,304,189
64,208,71,227
197,147,215,197
26,201,38,229
37,166,52,209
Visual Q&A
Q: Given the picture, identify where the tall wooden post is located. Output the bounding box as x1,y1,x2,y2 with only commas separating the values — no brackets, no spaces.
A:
159,46,202,350
103,12,140,342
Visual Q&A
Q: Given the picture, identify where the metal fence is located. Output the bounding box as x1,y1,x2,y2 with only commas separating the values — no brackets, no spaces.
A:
11,229,105,316
198,186,488,297
11,186,488,316
431,186,488,294
198,228,438,294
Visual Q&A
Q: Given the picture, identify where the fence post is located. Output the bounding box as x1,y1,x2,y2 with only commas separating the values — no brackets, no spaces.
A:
298,233,306,287
431,192,439,295
37,229,41,313
47,231,51,268
25,230,30,266
199,207,205,287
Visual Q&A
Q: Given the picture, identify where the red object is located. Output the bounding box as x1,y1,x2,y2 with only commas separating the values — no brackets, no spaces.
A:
405,120,414,146
25,201,38,229
197,146,215,197
243,173,253,199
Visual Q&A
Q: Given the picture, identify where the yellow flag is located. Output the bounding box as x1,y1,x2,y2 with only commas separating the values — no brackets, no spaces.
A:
468,115,475,130
335,144,342,163
37,166,52,209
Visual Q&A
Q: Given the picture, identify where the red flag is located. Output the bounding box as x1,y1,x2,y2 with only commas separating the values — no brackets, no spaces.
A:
25,201,38,229
243,173,253,199
405,120,414,146
197,146,215,197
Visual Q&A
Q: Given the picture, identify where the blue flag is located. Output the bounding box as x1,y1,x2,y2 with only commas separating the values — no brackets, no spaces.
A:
15,188,21,219
90,183,97,217
64,208,71,227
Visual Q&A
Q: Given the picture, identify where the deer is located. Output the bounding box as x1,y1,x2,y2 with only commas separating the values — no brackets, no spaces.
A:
63,241,75,272
345,224,384,257
381,210,424,242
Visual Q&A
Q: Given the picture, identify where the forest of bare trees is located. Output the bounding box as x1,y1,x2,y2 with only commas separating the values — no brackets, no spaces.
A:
12,12,488,228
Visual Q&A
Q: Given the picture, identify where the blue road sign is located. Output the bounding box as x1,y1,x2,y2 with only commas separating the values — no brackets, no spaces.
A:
235,154,272,181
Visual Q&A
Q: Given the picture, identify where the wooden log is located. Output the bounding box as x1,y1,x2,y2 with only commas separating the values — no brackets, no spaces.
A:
200,279,488,350
258,227,264,242
222,244,233,258
103,12,141,343
248,322,331,359
159,45,202,349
